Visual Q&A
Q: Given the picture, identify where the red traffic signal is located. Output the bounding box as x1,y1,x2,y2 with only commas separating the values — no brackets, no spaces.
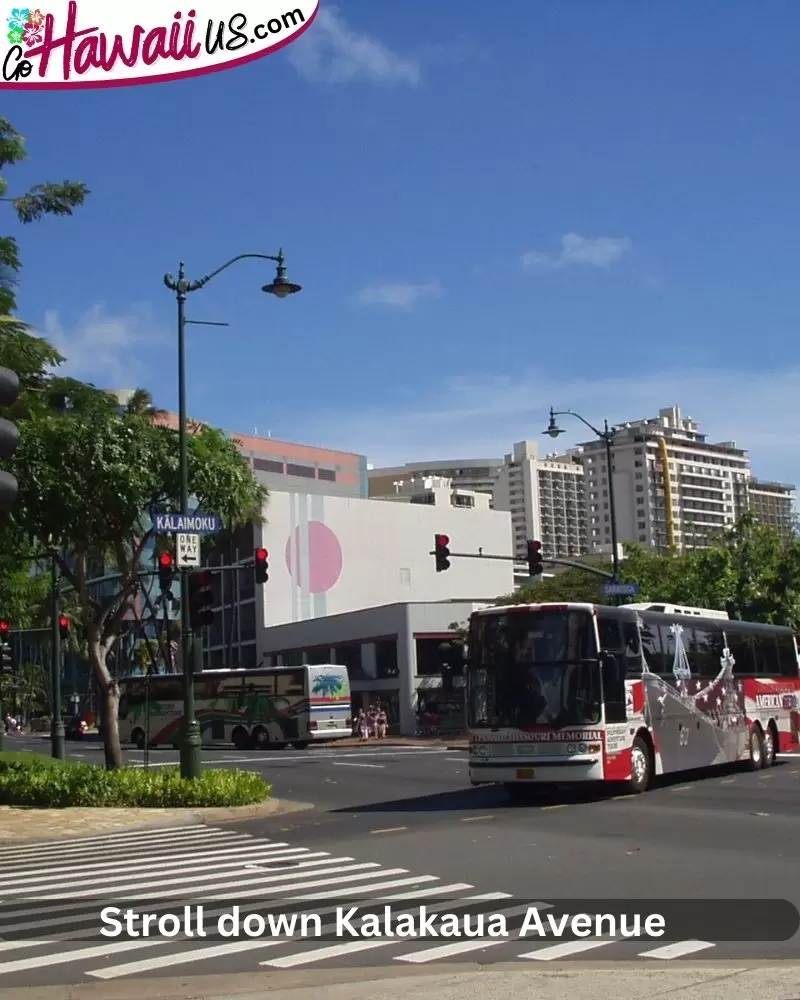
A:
158,551,175,593
59,615,69,637
434,534,451,572
255,547,269,584
0,620,8,634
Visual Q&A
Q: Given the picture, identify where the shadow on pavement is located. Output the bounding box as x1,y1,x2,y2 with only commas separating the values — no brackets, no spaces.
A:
331,760,783,814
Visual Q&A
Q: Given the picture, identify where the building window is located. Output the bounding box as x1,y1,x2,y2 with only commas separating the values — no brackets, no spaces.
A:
317,468,336,482
286,463,315,478
239,643,257,670
375,639,399,679
415,637,454,677
253,458,284,474
307,646,332,665
239,601,256,642
334,643,365,679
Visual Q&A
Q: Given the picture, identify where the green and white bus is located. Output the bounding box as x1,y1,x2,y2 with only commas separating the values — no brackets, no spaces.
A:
118,664,352,750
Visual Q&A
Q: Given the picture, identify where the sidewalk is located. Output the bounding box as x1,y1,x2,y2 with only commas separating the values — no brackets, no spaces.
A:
0,795,314,842
331,735,468,749
0,963,796,1000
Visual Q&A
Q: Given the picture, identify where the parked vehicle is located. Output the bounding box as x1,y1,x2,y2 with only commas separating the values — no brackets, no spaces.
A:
65,715,88,740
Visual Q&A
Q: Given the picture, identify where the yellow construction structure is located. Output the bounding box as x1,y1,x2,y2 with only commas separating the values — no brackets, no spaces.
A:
658,437,676,549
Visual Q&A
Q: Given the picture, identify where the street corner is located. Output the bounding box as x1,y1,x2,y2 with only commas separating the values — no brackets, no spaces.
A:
0,797,315,842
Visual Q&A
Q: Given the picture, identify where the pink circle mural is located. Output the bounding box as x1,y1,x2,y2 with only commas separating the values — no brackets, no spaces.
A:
285,521,343,594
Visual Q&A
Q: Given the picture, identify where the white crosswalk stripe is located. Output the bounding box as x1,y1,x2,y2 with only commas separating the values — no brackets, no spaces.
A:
0,825,719,985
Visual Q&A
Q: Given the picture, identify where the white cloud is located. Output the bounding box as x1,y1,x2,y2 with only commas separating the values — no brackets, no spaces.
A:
287,367,800,490
288,6,421,85
356,281,443,310
521,233,633,271
42,303,167,386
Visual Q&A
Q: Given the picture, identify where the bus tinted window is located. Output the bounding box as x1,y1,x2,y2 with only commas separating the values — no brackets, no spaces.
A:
724,631,754,674
776,633,799,677
688,624,725,678
598,613,623,652
640,621,665,673
753,634,779,676
276,670,305,695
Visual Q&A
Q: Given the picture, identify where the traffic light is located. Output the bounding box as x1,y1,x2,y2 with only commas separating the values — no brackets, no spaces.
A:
59,616,69,639
157,551,175,595
434,534,451,572
188,569,214,630
254,547,269,585
0,366,20,512
527,539,543,576
0,620,12,674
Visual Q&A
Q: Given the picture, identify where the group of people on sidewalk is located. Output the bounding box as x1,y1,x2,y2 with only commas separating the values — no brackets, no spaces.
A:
353,704,388,740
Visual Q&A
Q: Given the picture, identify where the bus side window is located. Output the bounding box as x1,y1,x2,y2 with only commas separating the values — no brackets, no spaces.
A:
639,622,664,673
776,633,798,677
724,631,754,674
118,696,128,719
753,634,779,676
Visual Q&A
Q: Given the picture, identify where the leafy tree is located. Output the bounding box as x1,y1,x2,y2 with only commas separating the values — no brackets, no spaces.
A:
495,556,613,606
11,388,268,769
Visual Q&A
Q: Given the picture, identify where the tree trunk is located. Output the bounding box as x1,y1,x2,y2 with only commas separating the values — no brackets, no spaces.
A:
87,635,123,770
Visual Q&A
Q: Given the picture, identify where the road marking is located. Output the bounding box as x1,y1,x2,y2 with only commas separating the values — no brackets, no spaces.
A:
0,841,303,885
720,778,737,784
263,893,514,969
461,815,493,822
670,786,692,792
0,824,213,858
370,827,407,834
640,940,715,959
395,902,551,964
610,795,629,800
89,938,286,978
540,804,568,811
333,762,385,769
0,937,163,975
777,753,798,759
519,938,615,960
265,938,404,967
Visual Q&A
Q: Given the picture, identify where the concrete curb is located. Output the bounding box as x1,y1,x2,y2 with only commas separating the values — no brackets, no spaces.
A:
0,797,315,843
1,961,799,1000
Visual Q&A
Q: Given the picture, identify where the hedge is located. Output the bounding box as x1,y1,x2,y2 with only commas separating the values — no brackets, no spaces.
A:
0,753,271,808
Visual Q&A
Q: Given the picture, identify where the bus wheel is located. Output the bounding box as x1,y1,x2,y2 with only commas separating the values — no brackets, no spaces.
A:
747,726,765,771
629,736,652,793
232,727,249,751
763,722,778,768
251,727,270,750
131,729,145,751
292,741,309,750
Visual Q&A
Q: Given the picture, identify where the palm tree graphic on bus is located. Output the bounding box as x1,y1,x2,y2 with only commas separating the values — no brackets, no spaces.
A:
312,674,345,699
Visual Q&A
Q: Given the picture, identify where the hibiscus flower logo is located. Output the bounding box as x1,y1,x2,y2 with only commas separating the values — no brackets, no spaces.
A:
6,7,46,45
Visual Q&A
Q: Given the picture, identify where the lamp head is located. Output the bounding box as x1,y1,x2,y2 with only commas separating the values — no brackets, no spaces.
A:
543,407,565,439
263,248,301,298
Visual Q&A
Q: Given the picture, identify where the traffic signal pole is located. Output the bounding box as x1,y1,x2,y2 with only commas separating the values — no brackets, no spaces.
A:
428,546,615,580
50,555,65,760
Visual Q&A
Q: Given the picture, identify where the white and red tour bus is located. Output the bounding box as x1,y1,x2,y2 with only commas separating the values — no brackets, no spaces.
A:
466,601,800,801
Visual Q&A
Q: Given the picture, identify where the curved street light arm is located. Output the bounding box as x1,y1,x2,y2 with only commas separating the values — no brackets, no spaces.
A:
554,408,605,440
164,251,284,294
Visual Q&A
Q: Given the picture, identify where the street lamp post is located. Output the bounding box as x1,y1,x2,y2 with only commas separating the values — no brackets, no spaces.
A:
50,553,65,760
544,407,621,581
163,250,301,780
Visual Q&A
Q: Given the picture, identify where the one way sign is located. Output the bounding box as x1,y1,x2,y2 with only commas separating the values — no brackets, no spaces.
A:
176,533,200,568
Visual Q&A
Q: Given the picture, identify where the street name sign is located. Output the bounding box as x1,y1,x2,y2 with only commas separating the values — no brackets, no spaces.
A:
175,533,200,568
155,513,221,534
602,582,641,597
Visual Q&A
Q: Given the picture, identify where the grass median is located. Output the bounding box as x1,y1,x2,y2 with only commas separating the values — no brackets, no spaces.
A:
0,751,271,808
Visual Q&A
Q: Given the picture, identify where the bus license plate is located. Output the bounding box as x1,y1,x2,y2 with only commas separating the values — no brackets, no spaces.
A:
516,768,534,779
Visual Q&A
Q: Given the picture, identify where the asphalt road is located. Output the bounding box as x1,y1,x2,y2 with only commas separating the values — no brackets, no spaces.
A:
2,733,799,986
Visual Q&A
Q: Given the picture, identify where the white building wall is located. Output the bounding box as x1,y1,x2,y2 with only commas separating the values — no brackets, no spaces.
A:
254,492,513,629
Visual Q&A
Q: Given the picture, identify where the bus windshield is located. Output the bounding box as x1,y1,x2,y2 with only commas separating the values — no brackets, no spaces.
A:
467,609,600,729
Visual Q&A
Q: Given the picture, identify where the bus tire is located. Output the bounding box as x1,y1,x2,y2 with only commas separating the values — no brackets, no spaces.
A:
629,735,653,793
251,727,270,750
232,727,249,751
763,721,778,768
747,726,765,771
131,728,145,751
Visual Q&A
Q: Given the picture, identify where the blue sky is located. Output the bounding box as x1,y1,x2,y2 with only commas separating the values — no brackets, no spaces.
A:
3,1,798,486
